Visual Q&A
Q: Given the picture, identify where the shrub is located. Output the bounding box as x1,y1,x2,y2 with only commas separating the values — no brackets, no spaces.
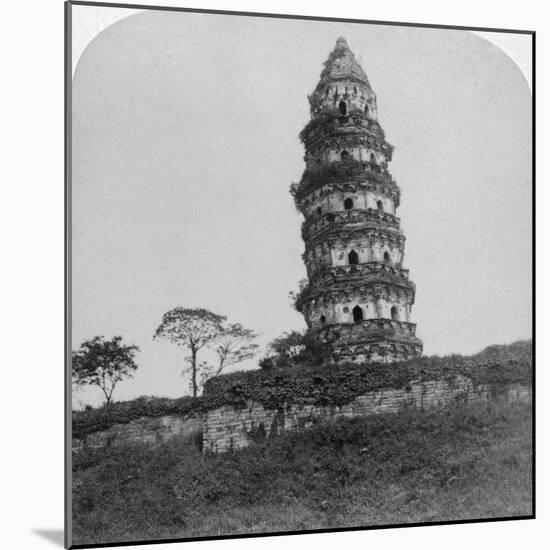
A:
258,329,332,371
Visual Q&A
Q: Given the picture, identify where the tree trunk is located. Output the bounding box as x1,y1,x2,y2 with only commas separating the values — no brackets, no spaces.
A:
190,347,198,397
101,388,112,406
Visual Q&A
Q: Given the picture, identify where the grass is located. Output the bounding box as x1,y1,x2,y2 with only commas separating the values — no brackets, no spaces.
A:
72,398,532,545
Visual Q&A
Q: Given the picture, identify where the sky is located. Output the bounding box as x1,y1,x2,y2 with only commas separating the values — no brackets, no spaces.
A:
71,8,532,408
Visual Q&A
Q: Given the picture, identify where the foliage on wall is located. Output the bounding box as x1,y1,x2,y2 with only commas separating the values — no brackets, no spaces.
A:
290,160,396,209
73,396,204,439
202,340,531,411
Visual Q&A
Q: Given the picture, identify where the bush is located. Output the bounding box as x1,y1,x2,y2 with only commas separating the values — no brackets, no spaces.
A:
258,329,332,371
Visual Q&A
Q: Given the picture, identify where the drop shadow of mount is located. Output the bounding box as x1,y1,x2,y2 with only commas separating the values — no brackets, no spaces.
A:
32,529,64,547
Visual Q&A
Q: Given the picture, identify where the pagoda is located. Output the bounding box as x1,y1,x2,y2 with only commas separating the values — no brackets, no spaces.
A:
291,37,423,363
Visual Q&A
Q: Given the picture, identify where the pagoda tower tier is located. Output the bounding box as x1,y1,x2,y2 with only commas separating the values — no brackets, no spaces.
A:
291,37,423,363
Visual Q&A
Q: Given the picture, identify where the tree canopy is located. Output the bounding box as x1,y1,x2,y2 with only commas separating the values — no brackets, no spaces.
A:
259,329,330,370
154,307,258,396
154,307,225,351
72,336,139,405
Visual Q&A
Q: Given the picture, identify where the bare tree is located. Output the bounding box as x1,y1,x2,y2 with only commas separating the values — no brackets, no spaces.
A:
210,323,259,375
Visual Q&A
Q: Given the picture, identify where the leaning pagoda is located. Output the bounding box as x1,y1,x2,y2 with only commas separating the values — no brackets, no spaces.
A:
291,37,423,363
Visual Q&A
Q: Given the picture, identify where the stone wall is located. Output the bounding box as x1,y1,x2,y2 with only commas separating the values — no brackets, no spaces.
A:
202,376,531,454
72,414,203,452
71,376,531,455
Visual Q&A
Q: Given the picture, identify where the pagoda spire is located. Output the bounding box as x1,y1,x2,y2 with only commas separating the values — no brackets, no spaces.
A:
291,38,423,363
312,37,372,100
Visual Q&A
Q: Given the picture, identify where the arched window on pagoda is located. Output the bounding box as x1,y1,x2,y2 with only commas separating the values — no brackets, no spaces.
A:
391,306,400,321
383,251,391,265
320,314,326,325
316,206,322,217
341,150,349,161
370,152,376,163
348,249,359,265
364,105,369,116
377,199,384,212
353,305,364,322
339,101,347,115
344,197,353,210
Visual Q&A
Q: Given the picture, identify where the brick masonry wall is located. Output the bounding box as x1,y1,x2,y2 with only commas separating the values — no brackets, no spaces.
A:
72,414,203,452
202,376,531,453
71,378,531,454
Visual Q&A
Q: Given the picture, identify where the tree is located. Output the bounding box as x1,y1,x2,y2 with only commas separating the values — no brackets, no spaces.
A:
72,336,139,405
153,308,225,397
259,329,330,370
268,330,306,367
196,324,259,391
210,323,259,375
288,278,309,313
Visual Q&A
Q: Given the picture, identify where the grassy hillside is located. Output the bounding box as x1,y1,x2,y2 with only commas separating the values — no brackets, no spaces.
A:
72,398,532,546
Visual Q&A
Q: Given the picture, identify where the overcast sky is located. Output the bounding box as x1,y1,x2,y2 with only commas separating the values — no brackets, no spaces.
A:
71,8,532,408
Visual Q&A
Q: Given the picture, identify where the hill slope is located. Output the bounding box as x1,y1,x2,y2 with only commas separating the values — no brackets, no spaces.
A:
72,398,532,545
